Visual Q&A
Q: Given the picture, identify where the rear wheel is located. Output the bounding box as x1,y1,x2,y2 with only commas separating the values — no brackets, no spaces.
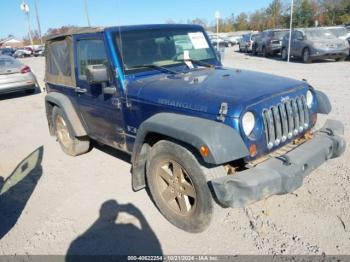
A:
281,48,288,61
262,46,268,57
336,57,346,62
302,48,311,63
52,107,90,156
146,140,218,233
252,45,257,56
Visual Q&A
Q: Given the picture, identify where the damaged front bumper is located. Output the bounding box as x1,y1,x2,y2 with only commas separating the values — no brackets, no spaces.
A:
211,119,346,208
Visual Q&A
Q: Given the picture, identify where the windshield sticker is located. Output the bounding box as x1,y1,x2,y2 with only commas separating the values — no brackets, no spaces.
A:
188,32,209,49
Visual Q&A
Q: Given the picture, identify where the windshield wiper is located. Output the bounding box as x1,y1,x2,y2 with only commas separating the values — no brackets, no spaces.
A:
127,64,178,75
174,59,214,69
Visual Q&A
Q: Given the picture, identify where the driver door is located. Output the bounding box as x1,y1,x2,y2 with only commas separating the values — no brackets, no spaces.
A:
74,34,125,147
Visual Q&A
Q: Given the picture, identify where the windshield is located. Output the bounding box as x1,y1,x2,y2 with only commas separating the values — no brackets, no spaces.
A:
114,28,216,74
271,30,288,39
327,27,350,38
305,29,336,40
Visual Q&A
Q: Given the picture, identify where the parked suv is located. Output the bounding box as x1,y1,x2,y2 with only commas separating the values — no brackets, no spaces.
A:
238,33,259,52
45,24,345,233
281,28,349,63
325,26,350,59
252,29,289,57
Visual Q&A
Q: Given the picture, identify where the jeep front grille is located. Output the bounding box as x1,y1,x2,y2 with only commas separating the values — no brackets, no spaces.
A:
262,96,309,149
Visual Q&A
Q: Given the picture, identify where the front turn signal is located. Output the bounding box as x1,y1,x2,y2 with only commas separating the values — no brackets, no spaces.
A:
249,144,257,157
200,146,209,157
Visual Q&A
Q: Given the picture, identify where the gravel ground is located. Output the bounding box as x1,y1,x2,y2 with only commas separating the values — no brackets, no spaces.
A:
0,48,349,256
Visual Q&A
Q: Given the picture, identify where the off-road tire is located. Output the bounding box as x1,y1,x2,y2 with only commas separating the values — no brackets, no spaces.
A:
52,106,90,156
146,140,224,233
281,48,288,61
302,48,311,63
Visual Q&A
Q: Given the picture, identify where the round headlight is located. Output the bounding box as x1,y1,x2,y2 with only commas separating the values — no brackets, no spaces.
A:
242,112,255,137
306,90,313,108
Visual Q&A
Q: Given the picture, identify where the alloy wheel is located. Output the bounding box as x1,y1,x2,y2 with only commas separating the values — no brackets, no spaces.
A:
155,159,197,216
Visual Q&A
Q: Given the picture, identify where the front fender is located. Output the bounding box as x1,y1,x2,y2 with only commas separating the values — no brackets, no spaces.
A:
131,113,249,191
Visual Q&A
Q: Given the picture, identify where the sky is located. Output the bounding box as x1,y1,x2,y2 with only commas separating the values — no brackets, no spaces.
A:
0,0,272,39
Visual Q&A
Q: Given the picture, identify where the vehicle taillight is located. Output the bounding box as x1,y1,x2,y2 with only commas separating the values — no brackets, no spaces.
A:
21,66,31,74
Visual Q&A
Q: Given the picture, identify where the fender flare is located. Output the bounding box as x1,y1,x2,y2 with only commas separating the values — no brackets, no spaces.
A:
315,90,332,115
45,92,87,137
131,113,249,191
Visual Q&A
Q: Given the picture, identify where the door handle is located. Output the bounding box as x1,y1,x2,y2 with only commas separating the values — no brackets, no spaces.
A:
75,87,87,94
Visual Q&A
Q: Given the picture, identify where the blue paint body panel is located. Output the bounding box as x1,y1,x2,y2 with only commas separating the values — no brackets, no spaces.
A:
46,24,318,161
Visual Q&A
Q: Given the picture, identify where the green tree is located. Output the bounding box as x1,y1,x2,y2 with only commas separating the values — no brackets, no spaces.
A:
266,0,284,28
234,12,250,30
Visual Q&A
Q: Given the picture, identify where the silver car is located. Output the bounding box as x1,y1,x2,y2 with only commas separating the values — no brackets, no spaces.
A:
0,55,37,95
281,28,349,63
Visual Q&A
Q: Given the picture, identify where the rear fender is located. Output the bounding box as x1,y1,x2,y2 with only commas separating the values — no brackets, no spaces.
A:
45,92,87,137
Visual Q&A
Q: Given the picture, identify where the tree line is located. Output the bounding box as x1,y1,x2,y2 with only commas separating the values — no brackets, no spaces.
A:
22,0,350,44
189,0,350,32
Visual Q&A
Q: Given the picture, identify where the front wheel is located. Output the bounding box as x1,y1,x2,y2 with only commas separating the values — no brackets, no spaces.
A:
302,48,311,63
146,140,216,233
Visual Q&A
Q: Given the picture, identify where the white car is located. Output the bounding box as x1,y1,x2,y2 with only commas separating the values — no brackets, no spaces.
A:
0,55,37,95
13,49,32,58
324,26,350,40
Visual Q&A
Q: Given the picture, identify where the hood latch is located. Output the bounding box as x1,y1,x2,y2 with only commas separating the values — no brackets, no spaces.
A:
217,102,228,122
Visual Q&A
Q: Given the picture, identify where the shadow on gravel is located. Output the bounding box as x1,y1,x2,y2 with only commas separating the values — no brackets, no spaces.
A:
0,146,44,239
93,143,131,164
66,200,162,260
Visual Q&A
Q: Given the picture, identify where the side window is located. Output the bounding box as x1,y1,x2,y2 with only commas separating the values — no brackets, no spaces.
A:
77,39,108,80
294,31,303,40
49,41,71,76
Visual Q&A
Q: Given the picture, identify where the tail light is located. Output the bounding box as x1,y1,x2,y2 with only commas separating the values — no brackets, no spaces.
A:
21,66,31,74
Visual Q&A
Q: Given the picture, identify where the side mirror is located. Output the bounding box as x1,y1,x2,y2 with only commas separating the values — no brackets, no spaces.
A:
86,64,116,95
86,64,109,84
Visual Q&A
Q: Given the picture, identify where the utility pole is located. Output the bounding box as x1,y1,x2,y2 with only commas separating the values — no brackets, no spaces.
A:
287,0,294,63
84,0,91,27
34,0,43,44
20,1,33,47
215,11,220,50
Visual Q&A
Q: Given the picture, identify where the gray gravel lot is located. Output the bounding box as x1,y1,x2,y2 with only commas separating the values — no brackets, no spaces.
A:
0,48,349,256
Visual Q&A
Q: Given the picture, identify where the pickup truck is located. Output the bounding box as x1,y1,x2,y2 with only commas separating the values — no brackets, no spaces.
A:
44,24,345,233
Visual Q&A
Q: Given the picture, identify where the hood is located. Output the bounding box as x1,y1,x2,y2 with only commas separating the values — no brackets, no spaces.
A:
127,67,307,118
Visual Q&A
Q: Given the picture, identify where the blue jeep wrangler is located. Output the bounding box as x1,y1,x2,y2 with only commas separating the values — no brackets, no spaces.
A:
44,24,345,233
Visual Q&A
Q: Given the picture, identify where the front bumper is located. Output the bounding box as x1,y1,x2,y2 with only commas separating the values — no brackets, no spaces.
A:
211,119,346,208
310,47,349,60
